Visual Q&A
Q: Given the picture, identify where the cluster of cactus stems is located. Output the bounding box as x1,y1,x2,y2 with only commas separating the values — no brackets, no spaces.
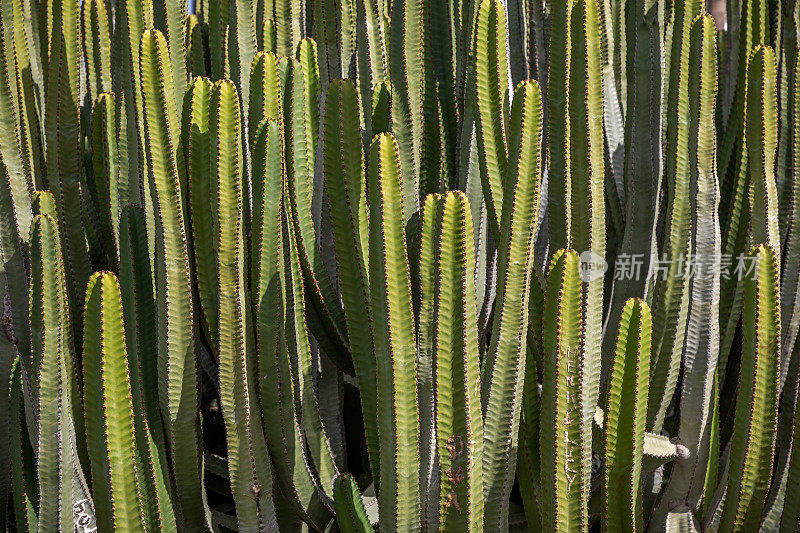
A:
0,0,799,530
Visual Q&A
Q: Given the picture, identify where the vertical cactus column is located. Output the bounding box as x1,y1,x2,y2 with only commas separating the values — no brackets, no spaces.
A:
139,29,208,530
369,133,421,532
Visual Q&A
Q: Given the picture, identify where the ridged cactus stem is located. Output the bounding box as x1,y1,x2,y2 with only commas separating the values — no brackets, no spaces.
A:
602,298,651,532
369,133,421,532
719,244,780,532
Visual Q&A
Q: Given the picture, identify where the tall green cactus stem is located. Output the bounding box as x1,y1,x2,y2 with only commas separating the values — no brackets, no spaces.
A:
82,272,146,532
139,29,209,530
368,133,421,532
249,52,282,150
44,0,91,343
567,0,605,491
719,244,780,532
83,0,112,104
30,214,93,532
539,250,586,532
473,0,508,240
280,56,353,376
118,205,177,532
720,44,780,372
388,0,427,221
91,93,121,265
9,358,38,532
646,0,702,432
185,77,217,345
432,192,484,531
602,298,651,532
211,79,275,530
653,14,720,522
256,118,332,529
323,79,380,486
481,80,542,530
545,0,570,252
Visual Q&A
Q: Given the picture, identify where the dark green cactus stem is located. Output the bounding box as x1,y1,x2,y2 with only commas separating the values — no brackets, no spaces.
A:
719,244,780,532
369,132,421,532
139,28,209,530
82,272,146,531
83,0,112,103
323,79,381,488
185,15,208,78
334,474,373,532
91,93,121,266
602,298,651,532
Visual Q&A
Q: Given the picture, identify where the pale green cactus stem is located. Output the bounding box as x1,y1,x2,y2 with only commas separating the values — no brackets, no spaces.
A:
249,52,282,151
30,214,93,532
651,15,720,525
139,29,209,530
369,132,421,532
430,192,484,531
480,79,543,530
721,44,781,376
210,79,275,531
473,0,509,241
388,0,427,221
566,0,605,499
602,298,651,532
719,244,780,532
539,249,586,532
82,272,146,532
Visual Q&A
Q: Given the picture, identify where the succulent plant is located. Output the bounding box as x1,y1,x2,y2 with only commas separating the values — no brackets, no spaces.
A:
0,0,799,531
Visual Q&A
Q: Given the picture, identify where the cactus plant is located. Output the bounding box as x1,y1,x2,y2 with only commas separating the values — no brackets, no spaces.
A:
1,0,800,530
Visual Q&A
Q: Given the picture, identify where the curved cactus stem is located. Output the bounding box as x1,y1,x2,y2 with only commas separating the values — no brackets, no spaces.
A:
139,29,210,530
368,133,421,532
280,56,353,377
718,244,780,532
323,79,381,487
481,80,542,530
334,474,373,532
82,272,146,532
602,298,651,532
